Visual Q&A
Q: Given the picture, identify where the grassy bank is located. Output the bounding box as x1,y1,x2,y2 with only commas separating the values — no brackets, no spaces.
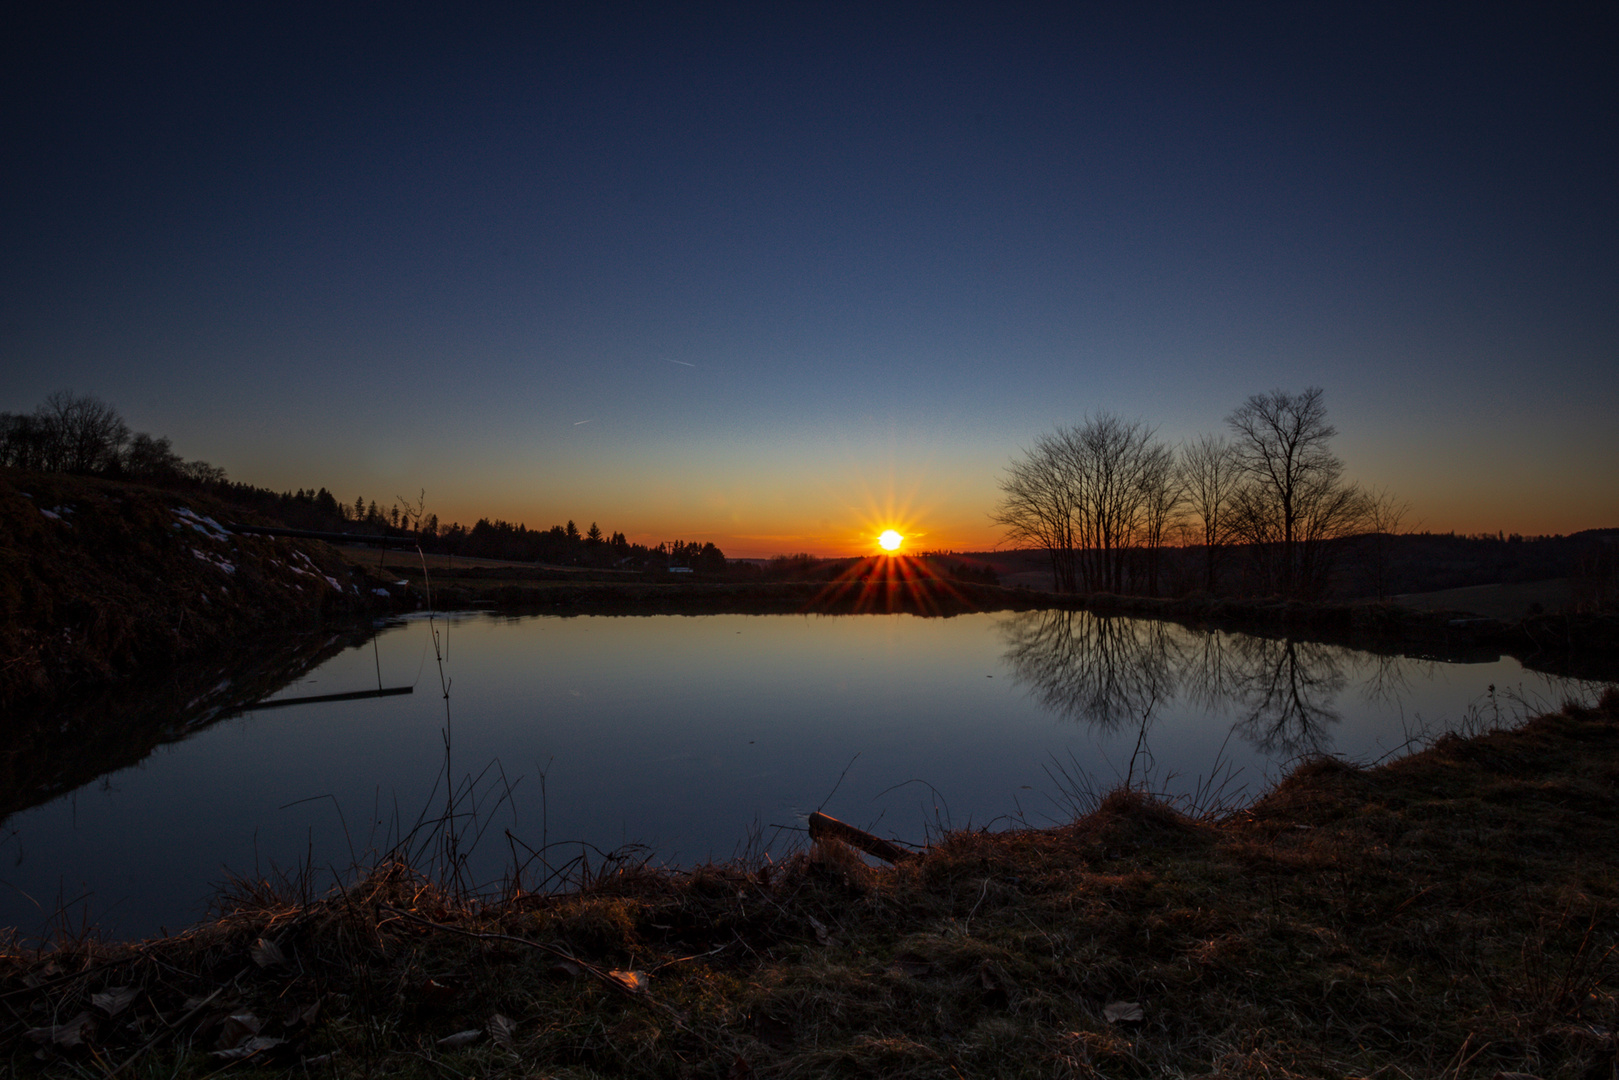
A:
4,690,1616,1078
0,469,393,706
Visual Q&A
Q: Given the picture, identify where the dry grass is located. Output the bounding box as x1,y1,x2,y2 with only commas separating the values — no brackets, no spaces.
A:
4,689,1618,1078
0,468,378,705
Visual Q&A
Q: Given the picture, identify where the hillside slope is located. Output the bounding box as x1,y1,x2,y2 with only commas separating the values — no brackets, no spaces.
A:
0,469,387,705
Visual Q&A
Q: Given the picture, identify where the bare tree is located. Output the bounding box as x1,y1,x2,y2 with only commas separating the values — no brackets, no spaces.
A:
395,489,429,536
123,432,185,480
1135,440,1183,597
1180,433,1238,593
178,459,227,485
0,412,52,470
1361,486,1411,601
993,413,1175,594
39,391,129,474
1226,388,1364,598
1072,415,1155,593
992,431,1079,592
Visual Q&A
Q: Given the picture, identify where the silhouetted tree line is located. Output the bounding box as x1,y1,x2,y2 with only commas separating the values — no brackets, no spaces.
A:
1,392,728,570
1,391,227,485
418,518,725,570
948,561,1001,585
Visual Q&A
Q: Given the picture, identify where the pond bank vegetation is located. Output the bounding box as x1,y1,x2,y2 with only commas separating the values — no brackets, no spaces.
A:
0,470,387,708
4,689,1617,1078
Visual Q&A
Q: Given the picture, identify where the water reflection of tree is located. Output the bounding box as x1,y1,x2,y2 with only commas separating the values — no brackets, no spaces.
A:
1224,635,1347,756
1001,611,1359,757
1182,629,1239,714
999,610,1178,731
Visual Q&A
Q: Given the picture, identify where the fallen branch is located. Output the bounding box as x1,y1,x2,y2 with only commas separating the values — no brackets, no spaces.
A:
807,812,915,864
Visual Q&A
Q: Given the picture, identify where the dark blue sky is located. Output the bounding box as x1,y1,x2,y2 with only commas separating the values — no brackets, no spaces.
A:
4,3,1614,553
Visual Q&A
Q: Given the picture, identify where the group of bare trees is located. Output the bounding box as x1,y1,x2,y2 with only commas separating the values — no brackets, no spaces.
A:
994,388,1402,599
0,391,225,484
991,415,1181,595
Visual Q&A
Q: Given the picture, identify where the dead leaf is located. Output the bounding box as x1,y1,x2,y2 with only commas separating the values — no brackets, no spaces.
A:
285,999,321,1028
209,1036,285,1061
419,977,458,1006
92,986,138,1017
26,1012,95,1048
251,937,287,968
806,914,835,945
607,969,648,993
436,1028,482,1048
217,1012,264,1049
488,1013,517,1048
548,959,583,978
1103,1001,1144,1023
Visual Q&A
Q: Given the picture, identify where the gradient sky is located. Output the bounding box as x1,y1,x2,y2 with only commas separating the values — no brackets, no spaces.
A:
3,3,1615,556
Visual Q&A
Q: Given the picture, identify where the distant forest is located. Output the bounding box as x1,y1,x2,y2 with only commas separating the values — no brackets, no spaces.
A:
0,392,725,571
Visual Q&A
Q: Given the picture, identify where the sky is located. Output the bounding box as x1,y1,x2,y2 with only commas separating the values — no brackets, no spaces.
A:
2,2,1615,556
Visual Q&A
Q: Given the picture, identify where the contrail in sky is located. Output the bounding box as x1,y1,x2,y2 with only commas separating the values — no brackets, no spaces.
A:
574,419,592,426
664,358,694,367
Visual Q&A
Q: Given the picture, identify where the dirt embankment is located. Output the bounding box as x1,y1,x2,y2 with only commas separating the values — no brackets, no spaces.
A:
0,470,394,707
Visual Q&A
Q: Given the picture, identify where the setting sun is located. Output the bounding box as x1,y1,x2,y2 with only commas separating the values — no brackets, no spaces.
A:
878,530,904,552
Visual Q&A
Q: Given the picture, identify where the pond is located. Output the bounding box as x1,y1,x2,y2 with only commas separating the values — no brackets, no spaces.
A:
0,610,1600,940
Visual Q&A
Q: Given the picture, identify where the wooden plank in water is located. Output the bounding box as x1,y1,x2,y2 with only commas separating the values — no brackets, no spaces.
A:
248,686,414,710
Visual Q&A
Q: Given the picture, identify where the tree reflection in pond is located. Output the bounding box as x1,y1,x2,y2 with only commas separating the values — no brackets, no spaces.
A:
998,609,1178,732
999,610,1369,757
1225,635,1345,755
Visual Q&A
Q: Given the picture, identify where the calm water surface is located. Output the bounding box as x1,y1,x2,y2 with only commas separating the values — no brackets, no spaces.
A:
0,610,1597,939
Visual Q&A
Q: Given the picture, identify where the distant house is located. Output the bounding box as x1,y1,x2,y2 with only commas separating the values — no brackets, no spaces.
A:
668,566,693,574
